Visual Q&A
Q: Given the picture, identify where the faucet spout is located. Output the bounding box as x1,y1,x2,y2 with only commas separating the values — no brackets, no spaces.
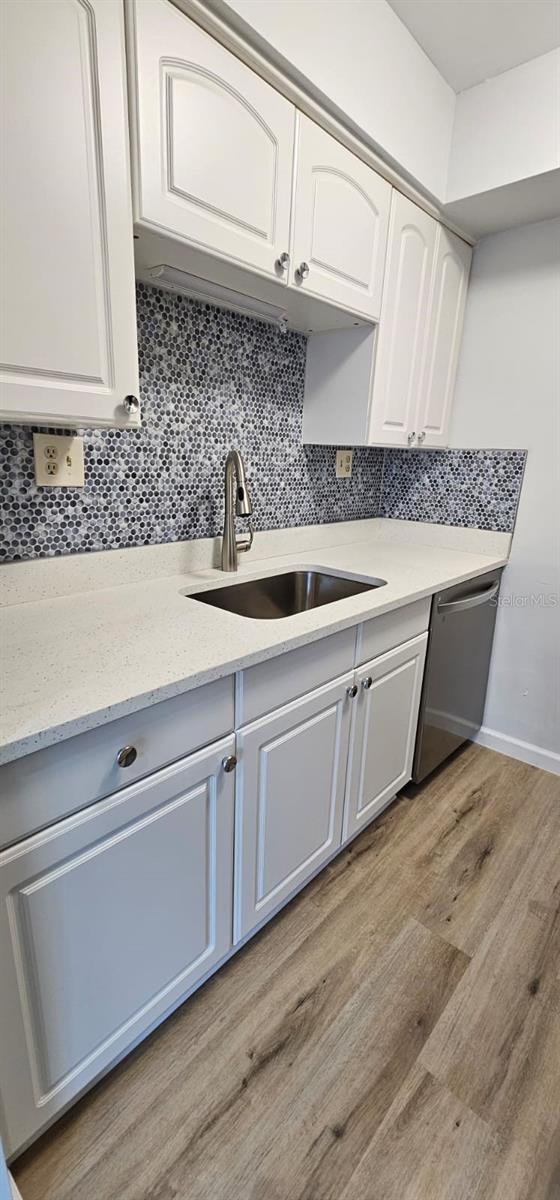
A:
230,449,252,516
222,450,253,572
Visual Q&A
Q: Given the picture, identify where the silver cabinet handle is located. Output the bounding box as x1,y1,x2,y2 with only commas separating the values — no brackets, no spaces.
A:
362,676,373,690
295,262,310,281
407,431,416,444
417,431,426,443
437,581,500,615
346,684,358,699
123,395,140,416
222,755,237,773
275,252,290,272
117,745,137,768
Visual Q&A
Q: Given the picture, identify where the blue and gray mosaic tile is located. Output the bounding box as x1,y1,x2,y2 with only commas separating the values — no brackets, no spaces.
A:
0,283,526,562
0,285,384,561
380,447,526,533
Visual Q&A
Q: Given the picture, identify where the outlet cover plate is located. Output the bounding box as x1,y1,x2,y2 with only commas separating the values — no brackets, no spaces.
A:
33,434,85,487
336,449,353,478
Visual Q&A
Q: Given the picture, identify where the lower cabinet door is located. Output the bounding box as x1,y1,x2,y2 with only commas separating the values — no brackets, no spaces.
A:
235,673,354,941
0,736,235,1156
343,635,428,840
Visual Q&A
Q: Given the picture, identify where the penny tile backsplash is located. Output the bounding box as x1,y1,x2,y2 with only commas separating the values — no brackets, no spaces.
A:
380,446,526,532
0,284,526,562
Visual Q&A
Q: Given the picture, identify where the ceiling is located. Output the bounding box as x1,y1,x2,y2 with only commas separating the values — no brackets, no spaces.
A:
387,0,560,91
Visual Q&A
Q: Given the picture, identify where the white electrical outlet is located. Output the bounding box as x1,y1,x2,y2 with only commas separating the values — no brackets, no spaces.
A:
336,449,353,478
33,434,85,487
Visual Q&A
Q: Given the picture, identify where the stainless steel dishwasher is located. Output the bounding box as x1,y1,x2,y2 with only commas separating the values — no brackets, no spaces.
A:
412,568,503,782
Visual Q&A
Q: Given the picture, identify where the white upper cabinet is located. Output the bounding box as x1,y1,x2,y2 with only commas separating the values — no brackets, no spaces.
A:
128,0,295,281
417,226,472,447
0,0,139,429
303,191,472,448
127,2,396,330
368,192,438,446
291,115,391,320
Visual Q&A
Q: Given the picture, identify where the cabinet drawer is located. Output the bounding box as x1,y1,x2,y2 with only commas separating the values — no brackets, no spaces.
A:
0,676,234,849
355,598,430,666
236,627,356,725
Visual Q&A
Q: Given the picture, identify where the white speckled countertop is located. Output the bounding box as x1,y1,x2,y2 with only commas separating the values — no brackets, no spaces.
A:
0,520,510,765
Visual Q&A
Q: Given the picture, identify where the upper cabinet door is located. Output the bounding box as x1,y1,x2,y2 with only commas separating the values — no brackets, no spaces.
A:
128,0,295,281
291,115,391,320
0,0,139,429
417,227,472,448
368,192,437,446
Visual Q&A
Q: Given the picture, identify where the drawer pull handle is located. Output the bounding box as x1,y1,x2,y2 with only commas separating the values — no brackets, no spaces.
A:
117,745,138,768
362,676,373,690
346,684,358,699
222,755,237,773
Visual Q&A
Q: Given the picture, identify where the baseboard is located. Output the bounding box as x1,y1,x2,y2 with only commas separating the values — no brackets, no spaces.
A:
475,726,560,776
10,1175,23,1200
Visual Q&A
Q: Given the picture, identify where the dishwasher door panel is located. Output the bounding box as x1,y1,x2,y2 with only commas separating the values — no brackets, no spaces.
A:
412,569,503,782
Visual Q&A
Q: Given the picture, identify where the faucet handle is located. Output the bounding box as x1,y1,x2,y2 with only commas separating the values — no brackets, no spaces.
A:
237,518,254,555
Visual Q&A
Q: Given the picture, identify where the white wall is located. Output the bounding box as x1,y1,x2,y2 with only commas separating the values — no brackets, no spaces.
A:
450,217,560,771
447,49,560,201
220,0,455,198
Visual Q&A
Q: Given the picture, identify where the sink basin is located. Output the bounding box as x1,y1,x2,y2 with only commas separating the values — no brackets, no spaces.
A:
188,569,386,620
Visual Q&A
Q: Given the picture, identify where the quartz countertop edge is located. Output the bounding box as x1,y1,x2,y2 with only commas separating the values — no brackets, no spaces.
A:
0,533,509,766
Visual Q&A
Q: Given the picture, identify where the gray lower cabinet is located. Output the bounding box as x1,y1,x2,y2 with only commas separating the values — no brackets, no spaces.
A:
344,634,428,840
0,735,236,1156
234,672,354,942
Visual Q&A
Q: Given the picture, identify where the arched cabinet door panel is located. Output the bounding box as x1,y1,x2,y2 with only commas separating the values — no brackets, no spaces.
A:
0,0,138,428
368,192,437,446
128,0,295,279
291,115,391,319
418,227,472,447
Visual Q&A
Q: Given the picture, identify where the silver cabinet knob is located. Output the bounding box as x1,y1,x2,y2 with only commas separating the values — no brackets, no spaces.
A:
346,684,358,699
295,262,310,282
275,252,290,272
362,676,373,690
123,395,140,416
417,431,426,443
407,431,416,444
222,755,237,773
117,745,137,768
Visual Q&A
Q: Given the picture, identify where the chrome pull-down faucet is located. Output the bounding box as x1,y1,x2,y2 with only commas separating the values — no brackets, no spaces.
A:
221,449,254,572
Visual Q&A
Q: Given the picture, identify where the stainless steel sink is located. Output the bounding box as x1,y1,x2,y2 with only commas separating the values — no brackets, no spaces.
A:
188,569,386,619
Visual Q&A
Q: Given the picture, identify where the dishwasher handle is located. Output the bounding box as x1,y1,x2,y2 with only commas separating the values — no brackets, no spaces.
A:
437,580,500,615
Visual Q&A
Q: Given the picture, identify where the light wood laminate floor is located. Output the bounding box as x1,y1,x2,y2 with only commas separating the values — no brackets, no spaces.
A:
13,745,560,1200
